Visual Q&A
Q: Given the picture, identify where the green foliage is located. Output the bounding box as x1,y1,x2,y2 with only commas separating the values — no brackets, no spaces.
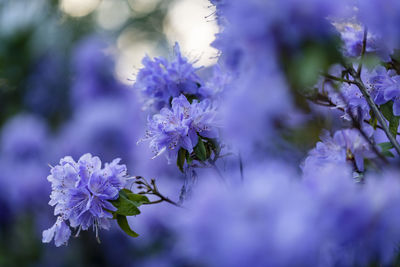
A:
369,110,378,129
378,142,395,158
176,137,220,171
116,215,139,238
111,189,150,216
111,189,150,237
120,189,150,207
283,38,343,93
194,136,207,162
177,148,187,173
380,101,400,137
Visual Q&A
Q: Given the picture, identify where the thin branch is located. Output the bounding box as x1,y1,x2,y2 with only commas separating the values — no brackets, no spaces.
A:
356,27,368,77
238,152,244,182
310,96,400,136
332,87,388,164
322,73,356,85
133,176,181,207
208,161,226,183
310,85,388,165
322,27,400,156
348,68,400,156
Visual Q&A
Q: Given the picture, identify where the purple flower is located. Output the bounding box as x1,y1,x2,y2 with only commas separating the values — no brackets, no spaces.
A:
1,114,48,162
330,83,371,122
338,25,391,60
142,95,218,161
198,65,232,99
302,129,376,173
134,43,204,111
367,66,400,115
42,216,71,247
71,36,129,106
43,153,127,246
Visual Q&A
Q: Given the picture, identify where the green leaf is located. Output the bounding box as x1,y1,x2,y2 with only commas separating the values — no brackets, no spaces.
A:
360,54,381,69
380,102,400,137
378,142,394,151
185,152,193,165
116,215,139,238
369,110,377,130
284,38,343,92
378,142,395,158
194,136,207,161
185,94,198,104
122,190,150,207
111,190,141,216
177,148,186,173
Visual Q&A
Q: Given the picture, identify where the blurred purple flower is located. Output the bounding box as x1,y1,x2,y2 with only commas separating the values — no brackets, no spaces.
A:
358,0,400,54
134,43,204,111
212,0,349,72
25,53,69,116
0,114,50,209
367,66,400,115
198,64,231,99
302,129,375,173
56,98,139,164
71,36,129,106
338,25,391,60
172,163,400,266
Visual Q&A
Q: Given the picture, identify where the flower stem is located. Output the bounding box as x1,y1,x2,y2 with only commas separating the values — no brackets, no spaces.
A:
349,69,400,156
347,27,400,156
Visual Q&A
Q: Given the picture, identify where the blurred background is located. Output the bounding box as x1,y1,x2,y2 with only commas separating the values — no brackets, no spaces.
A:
0,0,218,266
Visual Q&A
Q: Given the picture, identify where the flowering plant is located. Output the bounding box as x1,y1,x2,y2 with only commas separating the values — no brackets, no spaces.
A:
37,0,400,266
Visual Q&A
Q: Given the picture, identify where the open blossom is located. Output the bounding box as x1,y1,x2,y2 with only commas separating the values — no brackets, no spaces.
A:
42,153,127,246
330,83,371,122
134,42,204,111
368,66,400,115
338,25,391,60
142,95,219,161
302,129,375,173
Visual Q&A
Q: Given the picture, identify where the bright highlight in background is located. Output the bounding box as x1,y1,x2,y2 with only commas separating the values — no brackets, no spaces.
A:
163,0,219,67
60,0,100,17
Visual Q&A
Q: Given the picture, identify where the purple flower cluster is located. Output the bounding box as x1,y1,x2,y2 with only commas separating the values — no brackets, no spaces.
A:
134,43,204,111
142,94,218,161
302,129,375,173
368,66,400,115
338,25,391,60
42,153,127,247
329,82,371,122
